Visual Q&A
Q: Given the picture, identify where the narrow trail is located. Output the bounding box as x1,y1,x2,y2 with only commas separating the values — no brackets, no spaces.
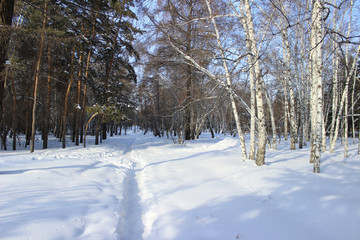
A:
118,135,144,240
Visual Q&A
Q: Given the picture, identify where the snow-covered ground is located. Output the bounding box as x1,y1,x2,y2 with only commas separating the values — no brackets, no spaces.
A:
1,132,360,240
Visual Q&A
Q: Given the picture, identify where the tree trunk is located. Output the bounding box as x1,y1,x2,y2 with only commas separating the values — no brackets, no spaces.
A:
299,103,304,149
30,0,47,153
11,74,16,150
237,1,256,159
84,112,99,148
0,0,15,133
95,118,100,145
102,122,107,140
75,52,82,146
351,69,356,143
329,45,360,152
184,15,193,141
80,14,97,144
43,43,52,149
281,16,297,150
205,0,247,161
289,87,297,150
263,80,277,150
310,0,324,173
247,33,256,159
62,43,76,149
344,91,348,158
329,45,338,146
243,0,266,166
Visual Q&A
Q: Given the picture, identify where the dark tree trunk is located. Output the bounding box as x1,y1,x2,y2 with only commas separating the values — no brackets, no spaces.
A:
184,70,192,141
43,44,52,149
102,122,107,140
0,0,15,149
30,0,47,153
11,73,16,150
95,119,100,145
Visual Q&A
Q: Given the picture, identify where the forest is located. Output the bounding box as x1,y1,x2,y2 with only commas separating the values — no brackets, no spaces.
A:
0,0,359,173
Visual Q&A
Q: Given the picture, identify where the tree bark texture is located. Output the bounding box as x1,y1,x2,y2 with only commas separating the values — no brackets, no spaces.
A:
30,0,47,153
242,0,266,166
310,0,324,173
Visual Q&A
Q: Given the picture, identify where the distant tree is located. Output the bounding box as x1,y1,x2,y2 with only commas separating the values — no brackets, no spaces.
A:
0,0,15,149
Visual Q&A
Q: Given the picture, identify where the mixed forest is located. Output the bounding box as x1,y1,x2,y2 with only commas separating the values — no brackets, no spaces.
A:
0,0,359,173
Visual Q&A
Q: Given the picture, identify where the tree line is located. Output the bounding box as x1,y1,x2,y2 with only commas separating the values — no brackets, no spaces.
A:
136,0,360,172
0,0,140,151
1,0,359,173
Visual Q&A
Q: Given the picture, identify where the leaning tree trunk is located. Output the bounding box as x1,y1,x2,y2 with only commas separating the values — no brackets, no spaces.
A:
205,0,247,160
30,0,47,153
84,112,99,148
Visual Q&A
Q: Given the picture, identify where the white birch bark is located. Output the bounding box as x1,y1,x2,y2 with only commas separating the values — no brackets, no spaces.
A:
300,22,309,146
180,0,247,161
239,4,256,160
329,0,358,152
351,70,356,143
344,0,353,155
329,45,360,152
310,0,324,172
322,112,326,152
242,0,266,166
284,73,289,141
344,91,348,157
329,43,339,146
280,3,297,150
208,3,248,160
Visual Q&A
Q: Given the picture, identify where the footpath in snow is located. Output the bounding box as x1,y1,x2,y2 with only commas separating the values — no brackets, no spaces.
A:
1,132,360,240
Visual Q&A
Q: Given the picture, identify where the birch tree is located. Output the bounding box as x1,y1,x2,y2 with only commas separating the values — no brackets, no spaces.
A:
281,9,297,150
241,0,266,165
328,0,359,154
231,0,256,159
329,0,339,150
310,0,324,173
204,0,248,160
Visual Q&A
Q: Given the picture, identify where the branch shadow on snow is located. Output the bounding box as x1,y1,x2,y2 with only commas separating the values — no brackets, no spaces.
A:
136,136,360,240
146,166,360,240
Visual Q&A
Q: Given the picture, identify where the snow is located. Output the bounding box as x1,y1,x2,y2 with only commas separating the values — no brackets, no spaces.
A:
1,132,360,240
